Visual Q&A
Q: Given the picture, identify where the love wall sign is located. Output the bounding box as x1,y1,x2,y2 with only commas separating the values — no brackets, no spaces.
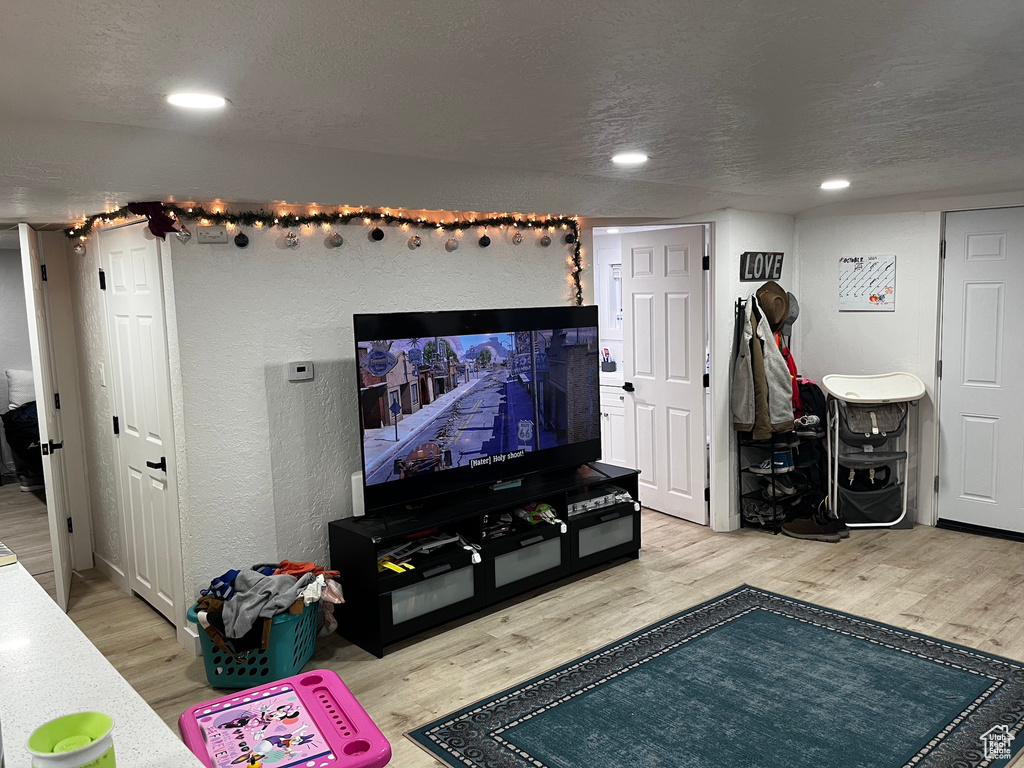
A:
739,252,784,281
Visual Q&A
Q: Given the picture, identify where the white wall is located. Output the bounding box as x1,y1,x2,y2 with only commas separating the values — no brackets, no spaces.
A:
711,211,797,530
793,211,942,524
0,248,33,472
165,222,575,594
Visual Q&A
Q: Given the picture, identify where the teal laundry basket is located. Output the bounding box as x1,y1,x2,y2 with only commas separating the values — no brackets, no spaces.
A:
188,601,319,689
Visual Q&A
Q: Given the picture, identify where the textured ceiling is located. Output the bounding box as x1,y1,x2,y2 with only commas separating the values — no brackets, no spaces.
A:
2,0,1023,225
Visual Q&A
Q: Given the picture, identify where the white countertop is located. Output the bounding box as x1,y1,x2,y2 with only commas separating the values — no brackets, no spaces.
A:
0,563,204,767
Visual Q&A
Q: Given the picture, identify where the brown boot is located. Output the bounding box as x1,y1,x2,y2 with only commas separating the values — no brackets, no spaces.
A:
781,516,841,543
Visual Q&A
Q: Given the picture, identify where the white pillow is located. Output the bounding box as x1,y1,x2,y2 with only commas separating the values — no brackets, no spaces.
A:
6,369,35,410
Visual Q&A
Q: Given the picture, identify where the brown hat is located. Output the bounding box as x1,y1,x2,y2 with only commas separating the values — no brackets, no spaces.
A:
756,281,789,335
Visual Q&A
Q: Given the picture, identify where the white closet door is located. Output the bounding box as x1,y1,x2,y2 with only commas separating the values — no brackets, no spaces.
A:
18,224,73,610
99,222,183,622
621,226,708,524
939,208,1024,533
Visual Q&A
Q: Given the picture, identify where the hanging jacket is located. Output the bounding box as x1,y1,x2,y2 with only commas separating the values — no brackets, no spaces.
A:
731,295,795,438
779,341,803,416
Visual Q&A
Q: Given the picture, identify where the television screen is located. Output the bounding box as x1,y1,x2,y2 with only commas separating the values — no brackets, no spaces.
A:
354,305,601,512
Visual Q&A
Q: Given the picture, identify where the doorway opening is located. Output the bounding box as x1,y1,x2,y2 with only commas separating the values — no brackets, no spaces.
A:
0,228,55,595
591,224,711,525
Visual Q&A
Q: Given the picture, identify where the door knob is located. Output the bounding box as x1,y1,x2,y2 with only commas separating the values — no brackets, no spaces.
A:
146,456,167,472
622,382,635,393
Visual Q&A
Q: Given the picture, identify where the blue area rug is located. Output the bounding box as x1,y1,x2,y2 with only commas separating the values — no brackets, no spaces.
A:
408,586,1024,767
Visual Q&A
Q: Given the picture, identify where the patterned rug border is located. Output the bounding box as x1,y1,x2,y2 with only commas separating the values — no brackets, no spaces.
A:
406,585,1024,768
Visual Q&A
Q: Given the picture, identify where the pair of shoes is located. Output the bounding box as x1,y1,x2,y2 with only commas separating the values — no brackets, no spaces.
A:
17,474,44,492
762,474,799,497
749,450,794,475
781,515,841,543
818,514,850,539
742,500,785,526
795,414,820,427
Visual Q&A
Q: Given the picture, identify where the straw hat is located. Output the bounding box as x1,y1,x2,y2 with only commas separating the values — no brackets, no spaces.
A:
756,280,790,335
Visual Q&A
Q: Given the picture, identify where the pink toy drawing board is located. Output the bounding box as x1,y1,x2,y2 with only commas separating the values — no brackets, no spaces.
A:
178,670,391,768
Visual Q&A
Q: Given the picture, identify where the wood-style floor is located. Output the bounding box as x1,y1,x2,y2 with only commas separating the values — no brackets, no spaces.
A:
3,484,1023,767
0,480,56,596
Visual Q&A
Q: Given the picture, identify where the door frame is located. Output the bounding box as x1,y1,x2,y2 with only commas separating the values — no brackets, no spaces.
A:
96,219,190,645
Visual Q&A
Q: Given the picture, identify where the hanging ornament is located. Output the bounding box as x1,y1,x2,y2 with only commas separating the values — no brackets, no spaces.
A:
564,232,577,244
479,234,491,248
445,237,459,252
540,235,552,247
326,232,344,248
512,231,524,245
72,242,87,257
370,227,385,241
233,231,249,249
408,234,422,250
285,231,299,248
175,225,192,244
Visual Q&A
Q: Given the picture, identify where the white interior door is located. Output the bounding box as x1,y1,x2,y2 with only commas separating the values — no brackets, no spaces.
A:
621,226,708,524
18,223,73,610
939,208,1024,533
99,222,183,623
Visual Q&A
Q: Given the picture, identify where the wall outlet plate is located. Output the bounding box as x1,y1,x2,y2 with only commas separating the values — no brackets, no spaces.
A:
288,361,314,382
196,225,228,244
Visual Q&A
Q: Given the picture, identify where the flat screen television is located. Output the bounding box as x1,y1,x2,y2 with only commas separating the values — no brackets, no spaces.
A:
354,305,601,513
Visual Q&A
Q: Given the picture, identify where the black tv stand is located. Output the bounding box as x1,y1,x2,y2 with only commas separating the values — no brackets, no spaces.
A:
328,461,641,657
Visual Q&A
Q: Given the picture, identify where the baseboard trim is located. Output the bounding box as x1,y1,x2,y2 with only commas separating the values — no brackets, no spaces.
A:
177,623,201,656
93,553,130,592
936,518,1024,543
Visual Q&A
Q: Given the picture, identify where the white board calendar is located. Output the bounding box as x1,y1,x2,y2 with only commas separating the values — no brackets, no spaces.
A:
838,254,896,311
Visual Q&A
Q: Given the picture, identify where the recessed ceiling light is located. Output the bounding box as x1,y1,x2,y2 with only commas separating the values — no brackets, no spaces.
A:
611,153,648,166
606,228,620,234
166,92,227,109
820,179,850,190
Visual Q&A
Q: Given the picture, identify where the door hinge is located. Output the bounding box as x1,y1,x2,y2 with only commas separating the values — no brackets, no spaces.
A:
940,240,946,259
67,516,73,534
937,359,943,379
112,415,120,435
703,372,709,388
934,475,940,493
704,487,711,502
702,254,710,271
40,264,47,281
98,268,106,291
54,392,60,410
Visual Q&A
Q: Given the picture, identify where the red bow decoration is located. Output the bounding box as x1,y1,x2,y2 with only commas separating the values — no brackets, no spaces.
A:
127,202,178,240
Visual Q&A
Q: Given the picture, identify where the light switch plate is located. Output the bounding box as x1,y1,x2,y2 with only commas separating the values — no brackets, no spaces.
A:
288,361,314,382
196,225,228,244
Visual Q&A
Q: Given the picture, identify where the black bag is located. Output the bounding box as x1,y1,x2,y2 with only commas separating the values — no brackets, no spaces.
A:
798,380,827,423
839,464,891,492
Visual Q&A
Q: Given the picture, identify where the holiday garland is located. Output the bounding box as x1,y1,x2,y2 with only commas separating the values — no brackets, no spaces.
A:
65,202,585,305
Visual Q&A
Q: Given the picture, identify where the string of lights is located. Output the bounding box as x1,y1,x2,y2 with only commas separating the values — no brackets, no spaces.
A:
65,202,585,305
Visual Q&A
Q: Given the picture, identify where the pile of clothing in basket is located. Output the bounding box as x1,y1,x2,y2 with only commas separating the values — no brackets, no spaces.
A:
194,560,343,658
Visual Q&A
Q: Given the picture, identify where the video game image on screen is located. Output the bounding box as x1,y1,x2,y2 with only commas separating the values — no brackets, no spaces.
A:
358,327,600,486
